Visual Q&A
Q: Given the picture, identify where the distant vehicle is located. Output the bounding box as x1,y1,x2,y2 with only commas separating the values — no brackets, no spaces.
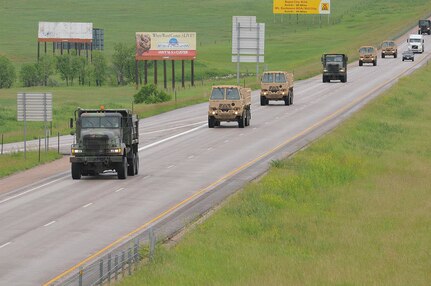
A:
402,50,414,62
407,34,424,53
359,46,378,66
321,54,348,83
208,85,251,128
70,107,139,180
381,40,398,58
418,19,431,35
260,71,294,105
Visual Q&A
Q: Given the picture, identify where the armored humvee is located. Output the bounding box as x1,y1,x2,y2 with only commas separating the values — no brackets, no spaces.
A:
70,107,139,180
321,54,348,83
418,19,431,35
381,40,398,58
208,85,251,128
359,46,378,66
260,71,294,105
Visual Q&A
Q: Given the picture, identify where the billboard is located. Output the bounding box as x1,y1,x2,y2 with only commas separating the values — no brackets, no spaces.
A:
38,22,93,42
273,0,331,14
135,32,196,60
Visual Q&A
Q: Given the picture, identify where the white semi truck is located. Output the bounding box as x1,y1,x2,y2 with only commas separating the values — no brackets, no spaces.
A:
407,34,424,53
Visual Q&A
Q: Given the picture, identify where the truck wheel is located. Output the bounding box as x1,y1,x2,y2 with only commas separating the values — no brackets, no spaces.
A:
373,60,377,66
322,75,327,83
260,96,267,106
117,157,127,179
290,92,294,105
359,60,363,66
208,117,215,128
394,53,397,58
245,110,251,126
341,74,347,83
284,96,289,106
134,153,139,175
381,53,385,58
71,163,81,180
127,153,135,176
238,113,245,128
215,120,220,127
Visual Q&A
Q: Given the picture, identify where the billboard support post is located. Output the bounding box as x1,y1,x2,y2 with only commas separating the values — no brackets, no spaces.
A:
181,60,185,88
172,60,175,89
135,60,139,89
144,60,148,85
163,60,167,89
37,42,40,62
154,60,158,85
191,60,194,87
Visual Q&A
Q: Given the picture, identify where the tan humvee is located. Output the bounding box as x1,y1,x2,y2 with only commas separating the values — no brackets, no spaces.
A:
359,46,378,66
260,71,294,106
208,85,251,128
381,40,398,58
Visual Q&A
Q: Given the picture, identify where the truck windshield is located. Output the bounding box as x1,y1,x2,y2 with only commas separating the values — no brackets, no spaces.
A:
419,20,430,27
81,116,121,128
410,38,421,43
359,47,374,54
262,73,287,83
382,42,395,47
226,88,240,100
210,88,225,100
325,55,343,62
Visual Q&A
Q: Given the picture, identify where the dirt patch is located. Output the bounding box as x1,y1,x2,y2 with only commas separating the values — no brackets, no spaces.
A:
0,156,70,194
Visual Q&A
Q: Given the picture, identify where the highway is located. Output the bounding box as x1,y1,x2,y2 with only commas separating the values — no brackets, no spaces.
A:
0,30,430,285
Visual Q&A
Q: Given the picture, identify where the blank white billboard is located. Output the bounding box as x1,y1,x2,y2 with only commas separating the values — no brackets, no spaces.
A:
38,22,93,42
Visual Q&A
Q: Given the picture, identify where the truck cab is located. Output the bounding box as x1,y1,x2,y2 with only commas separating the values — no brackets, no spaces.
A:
260,71,294,105
321,54,348,83
408,34,424,53
70,108,139,180
418,19,431,35
208,86,251,128
359,46,378,66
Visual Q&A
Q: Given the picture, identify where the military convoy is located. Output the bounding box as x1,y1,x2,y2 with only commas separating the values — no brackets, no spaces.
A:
70,108,139,180
260,71,294,105
208,85,251,128
381,40,397,58
321,54,348,83
358,46,378,66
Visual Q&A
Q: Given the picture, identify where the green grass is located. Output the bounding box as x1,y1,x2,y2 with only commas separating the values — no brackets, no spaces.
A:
0,151,62,178
118,53,431,285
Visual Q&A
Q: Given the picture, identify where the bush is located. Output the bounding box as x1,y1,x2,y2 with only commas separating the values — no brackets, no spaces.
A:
20,63,40,87
0,56,16,88
134,84,171,104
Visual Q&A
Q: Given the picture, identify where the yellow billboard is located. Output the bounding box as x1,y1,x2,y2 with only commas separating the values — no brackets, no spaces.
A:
273,0,331,15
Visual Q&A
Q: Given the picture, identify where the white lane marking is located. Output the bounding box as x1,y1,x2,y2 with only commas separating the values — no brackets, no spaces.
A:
188,155,194,159
142,121,207,135
82,203,93,208
207,147,213,151
114,188,125,193
167,165,175,169
0,177,65,205
240,133,244,136
44,221,56,227
253,127,257,130
138,124,206,152
0,242,11,249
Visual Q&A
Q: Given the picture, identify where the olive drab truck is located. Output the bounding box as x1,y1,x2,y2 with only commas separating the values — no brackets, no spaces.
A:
70,107,139,180
208,86,251,128
381,40,398,58
359,46,378,66
418,19,431,35
321,54,348,83
260,71,294,105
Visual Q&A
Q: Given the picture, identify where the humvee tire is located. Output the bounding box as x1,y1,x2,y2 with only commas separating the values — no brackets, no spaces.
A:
117,157,127,179
245,110,251,126
71,163,82,180
359,60,363,66
208,117,215,128
381,53,385,58
290,92,294,105
373,60,377,66
394,53,397,58
238,113,245,128
260,96,267,106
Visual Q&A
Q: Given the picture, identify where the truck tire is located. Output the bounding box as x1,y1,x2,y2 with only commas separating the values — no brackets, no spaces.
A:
260,96,267,106
245,109,251,126
381,53,385,58
208,117,215,128
284,96,289,106
359,60,363,66
117,157,127,179
341,74,347,83
394,53,397,58
290,91,294,105
127,153,136,176
238,113,245,128
322,75,327,83
373,60,377,66
71,163,81,180
134,153,139,175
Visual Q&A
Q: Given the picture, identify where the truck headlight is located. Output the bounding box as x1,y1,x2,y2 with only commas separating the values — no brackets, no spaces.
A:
71,149,82,155
323,69,328,72
212,111,216,115
263,92,268,95
234,111,238,115
109,148,122,154
339,69,345,72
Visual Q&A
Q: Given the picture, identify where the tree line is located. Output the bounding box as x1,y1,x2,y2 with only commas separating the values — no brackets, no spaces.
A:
0,43,148,89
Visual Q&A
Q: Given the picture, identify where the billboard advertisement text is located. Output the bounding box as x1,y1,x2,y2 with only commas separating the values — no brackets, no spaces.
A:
273,0,331,15
135,32,196,60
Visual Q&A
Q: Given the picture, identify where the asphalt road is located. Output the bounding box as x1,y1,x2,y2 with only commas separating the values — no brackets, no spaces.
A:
0,31,430,285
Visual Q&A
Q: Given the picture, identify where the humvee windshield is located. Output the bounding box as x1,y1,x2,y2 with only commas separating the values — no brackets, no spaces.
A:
81,116,121,128
262,73,287,83
325,55,344,62
382,42,395,47
359,47,375,54
210,87,240,100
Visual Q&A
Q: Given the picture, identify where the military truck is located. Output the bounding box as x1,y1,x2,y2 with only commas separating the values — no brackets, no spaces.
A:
260,71,294,105
359,46,378,66
321,54,348,83
381,40,397,58
70,107,139,180
418,19,431,35
208,85,251,128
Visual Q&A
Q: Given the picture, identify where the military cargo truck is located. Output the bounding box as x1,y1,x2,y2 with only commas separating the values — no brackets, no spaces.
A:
359,46,378,66
381,40,397,58
418,19,431,35
208,86,251,128
260,71,294,105
321,54,348,83
70,107,139,180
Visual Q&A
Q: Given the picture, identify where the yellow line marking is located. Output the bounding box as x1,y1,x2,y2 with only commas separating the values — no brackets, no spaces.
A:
43,55,428,286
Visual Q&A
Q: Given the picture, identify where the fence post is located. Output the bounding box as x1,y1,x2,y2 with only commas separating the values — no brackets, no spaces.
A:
1,134,3,155
57,132,60,154
114,255,118,281
128,247,132,276
78,266,83,286
38,137,41,162
107,254,111,284
149,228,156,262
99,259,103,286
134,238,139,270
122,250,126,277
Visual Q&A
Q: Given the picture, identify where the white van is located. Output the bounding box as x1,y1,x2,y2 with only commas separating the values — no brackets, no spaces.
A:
408,34,424,53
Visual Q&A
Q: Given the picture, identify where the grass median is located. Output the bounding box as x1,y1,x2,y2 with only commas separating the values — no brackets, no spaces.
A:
0,151,62,179
119,54,431,285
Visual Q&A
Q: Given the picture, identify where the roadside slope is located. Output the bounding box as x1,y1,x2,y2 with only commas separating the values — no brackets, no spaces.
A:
119,55,431,285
